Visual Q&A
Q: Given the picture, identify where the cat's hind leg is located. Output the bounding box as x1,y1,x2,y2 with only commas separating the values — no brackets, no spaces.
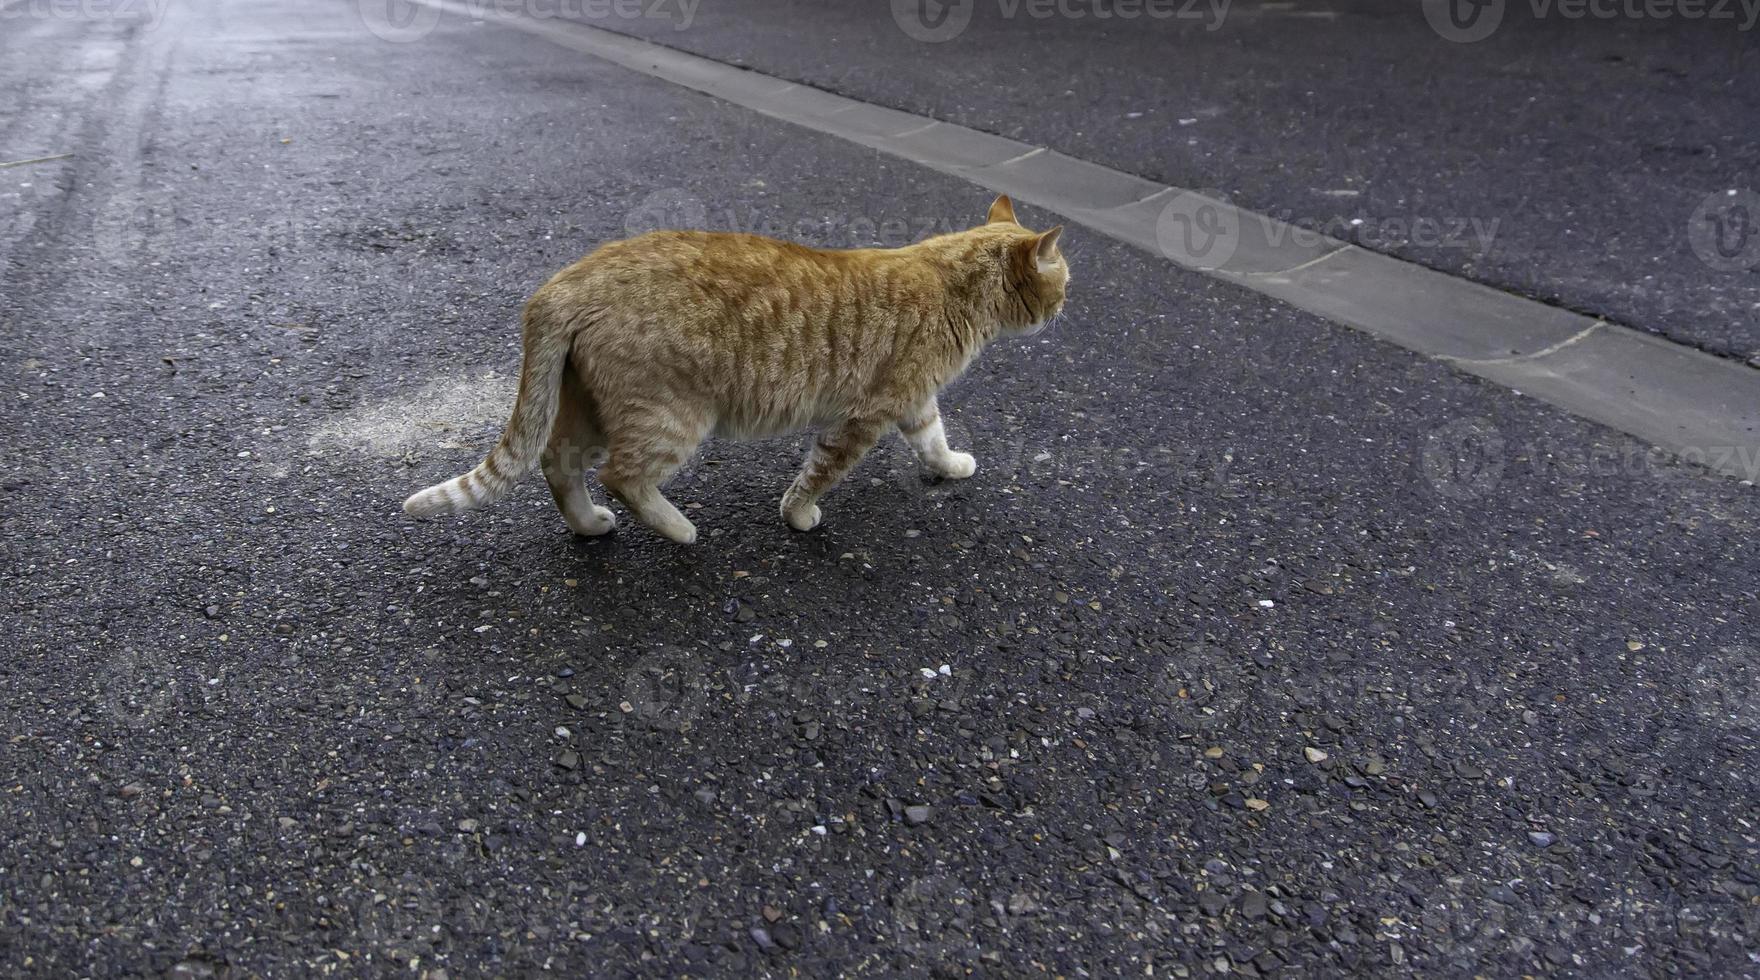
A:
596,407,708,545
781,416,888,531
541,369,616,536
899,396,976,479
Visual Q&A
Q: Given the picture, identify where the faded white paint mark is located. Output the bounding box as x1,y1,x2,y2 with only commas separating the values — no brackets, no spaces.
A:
306,371,515,459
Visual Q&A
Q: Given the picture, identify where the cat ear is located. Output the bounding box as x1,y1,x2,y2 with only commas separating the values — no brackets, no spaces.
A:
987,194,1018,225
1034,226,1064,269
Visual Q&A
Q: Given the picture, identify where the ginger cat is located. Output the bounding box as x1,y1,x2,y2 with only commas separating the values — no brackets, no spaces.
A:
403,195,1068,543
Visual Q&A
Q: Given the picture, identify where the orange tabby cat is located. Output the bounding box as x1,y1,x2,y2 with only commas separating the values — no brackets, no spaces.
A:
403,195,1068,543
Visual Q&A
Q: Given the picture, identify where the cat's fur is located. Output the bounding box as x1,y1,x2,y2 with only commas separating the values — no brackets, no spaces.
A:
402,195,1068,542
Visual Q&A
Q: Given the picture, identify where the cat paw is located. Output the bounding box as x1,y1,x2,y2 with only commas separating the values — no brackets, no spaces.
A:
784,501,823,532
565,505,617,537
933,452,977,479
653,517,698,545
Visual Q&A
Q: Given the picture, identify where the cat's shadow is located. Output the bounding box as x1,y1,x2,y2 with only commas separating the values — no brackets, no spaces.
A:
400,442,983,634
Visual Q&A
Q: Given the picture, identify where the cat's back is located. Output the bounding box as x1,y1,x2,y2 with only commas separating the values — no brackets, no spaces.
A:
545,229,937,310
568,230,842,290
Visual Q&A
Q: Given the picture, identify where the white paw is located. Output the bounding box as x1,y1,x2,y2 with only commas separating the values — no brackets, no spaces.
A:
785,502,822,532
653,517,698,545
934,452,976,479
566,505,616,537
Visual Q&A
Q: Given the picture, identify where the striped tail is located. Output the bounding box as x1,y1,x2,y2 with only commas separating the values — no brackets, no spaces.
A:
403,304,569,519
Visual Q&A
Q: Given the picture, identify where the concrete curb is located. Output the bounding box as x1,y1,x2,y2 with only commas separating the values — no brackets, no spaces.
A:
412,0,1760,482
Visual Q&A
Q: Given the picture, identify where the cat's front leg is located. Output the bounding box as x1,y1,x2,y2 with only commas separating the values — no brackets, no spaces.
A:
899,396,976,479
782,416,888,531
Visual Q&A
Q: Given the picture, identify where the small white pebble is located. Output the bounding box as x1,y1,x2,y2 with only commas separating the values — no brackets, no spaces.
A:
1258,600,1274,608
574,832,586,847
938,664,951,676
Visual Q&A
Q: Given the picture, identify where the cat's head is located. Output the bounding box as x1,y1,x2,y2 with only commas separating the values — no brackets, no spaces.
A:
980,195,1068,337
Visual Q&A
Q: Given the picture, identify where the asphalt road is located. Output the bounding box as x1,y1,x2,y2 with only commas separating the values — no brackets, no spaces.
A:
2,0,1758,976
554,0,1760,363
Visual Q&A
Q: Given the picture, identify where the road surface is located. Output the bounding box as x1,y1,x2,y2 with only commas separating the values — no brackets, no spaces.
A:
1,0,1756,975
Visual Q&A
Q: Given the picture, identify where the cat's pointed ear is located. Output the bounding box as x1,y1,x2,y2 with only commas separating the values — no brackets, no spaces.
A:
1034,225,1064,269
987,194,1018,225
